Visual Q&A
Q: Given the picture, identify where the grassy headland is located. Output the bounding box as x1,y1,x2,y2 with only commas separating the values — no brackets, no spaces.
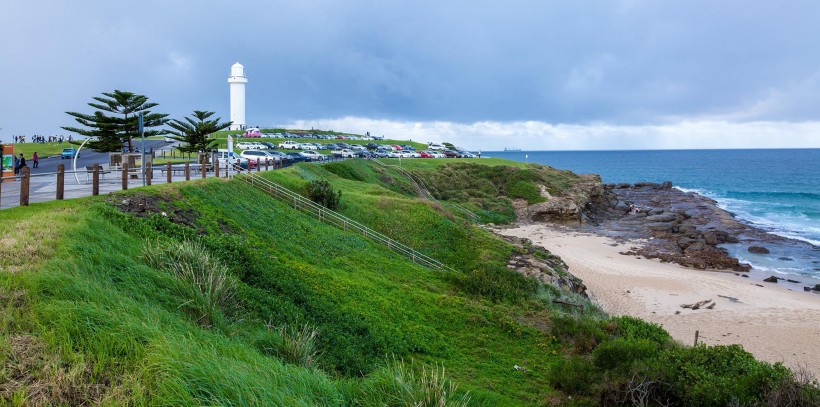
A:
1,157,817,405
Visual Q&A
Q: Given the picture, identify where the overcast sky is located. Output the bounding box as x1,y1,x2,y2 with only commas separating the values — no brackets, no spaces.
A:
1,1,819,150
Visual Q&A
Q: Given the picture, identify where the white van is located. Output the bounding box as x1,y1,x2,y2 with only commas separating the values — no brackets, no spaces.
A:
216,149,248,169
237,142,263,150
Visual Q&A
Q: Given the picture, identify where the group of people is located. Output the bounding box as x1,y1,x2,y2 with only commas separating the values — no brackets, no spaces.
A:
11,135,71,144
8,152,39,175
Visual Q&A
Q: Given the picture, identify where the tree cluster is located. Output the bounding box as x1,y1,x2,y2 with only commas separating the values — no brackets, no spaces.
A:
62,90,231,153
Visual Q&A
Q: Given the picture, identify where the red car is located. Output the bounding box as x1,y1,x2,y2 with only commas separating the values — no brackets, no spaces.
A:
419,151,434,158
391,145,403,151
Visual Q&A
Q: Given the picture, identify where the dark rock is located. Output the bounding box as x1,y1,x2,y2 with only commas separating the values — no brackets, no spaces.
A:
786,279,801,284
646,213,677,222
778,257,793,261
704,232,718,246
748,246,770,254
763,276,779,283
634,182,663,189
646,222,674,231
725,235,739,243
814,284,820,292
805,287,813,292
742,274,749,278
661,181,673,189
616,183,631,189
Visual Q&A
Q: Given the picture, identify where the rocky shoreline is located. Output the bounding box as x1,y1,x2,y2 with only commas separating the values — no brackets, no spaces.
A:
514,177,820,293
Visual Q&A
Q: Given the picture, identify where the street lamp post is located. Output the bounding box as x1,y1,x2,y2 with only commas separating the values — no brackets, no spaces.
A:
139,113,145,187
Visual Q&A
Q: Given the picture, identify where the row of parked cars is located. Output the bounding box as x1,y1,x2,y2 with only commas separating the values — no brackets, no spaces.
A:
240,129,384,141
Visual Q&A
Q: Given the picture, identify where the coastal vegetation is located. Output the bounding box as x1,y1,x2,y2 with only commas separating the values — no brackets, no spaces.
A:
1,158,818,405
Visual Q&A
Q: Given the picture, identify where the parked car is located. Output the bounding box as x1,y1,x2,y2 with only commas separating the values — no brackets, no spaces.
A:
459,151,476,158
216,149,249,169
419,151,434,158
355,150,373,158
240,150,279,166
278,140,301,150
60,148,78,159
374,149,391,158
260,142,277,149
237,142,263,150
443,150,460,158
301,143,319,151
299,151,327,161
401,145,416,151
427,143,445,150
285,152,310,163
243,128,262,137
330,148,356,158
391,145,403,151
400,151,420,158
365,142,380,150
386,151,402,158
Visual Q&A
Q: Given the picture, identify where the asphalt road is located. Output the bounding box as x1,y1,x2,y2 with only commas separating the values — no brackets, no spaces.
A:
27,140,168,175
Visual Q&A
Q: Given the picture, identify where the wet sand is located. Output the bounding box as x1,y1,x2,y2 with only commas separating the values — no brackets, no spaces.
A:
496,224,820,377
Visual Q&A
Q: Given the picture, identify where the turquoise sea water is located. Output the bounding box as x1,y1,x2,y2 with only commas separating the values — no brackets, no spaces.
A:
488,149,820,285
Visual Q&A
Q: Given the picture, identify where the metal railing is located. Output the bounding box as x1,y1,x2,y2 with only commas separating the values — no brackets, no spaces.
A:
235,169,455,272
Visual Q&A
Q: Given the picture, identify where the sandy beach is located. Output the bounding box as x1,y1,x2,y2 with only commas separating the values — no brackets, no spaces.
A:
497,224,820,377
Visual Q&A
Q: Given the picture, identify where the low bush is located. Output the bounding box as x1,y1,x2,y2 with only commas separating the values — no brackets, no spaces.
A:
549,355,600,396
306,179,342,210
657,344,794,406
507,180,545,204
592,338,658,371
611,315,671,346
551,315,606,354
455,266,538,303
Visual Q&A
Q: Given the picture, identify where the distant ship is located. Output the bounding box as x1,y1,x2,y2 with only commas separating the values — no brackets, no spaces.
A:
503,147,522,151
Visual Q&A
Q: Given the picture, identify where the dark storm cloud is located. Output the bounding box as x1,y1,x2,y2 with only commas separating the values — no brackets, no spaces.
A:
2,0,820,139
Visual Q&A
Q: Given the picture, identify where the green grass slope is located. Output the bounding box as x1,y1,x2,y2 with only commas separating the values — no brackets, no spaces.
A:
1,159,818,406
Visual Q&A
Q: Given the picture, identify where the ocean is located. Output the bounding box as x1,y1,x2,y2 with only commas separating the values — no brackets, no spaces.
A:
487,149,820,287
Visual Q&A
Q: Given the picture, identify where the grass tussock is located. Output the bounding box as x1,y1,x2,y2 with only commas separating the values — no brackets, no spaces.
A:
355,357,470,407
142,240,237,328
257,322,322,369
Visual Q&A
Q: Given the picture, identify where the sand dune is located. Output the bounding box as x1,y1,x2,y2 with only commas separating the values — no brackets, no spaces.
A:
497,224,820,377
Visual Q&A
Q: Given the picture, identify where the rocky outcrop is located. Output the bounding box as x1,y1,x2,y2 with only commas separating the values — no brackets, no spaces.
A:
518,174,608,225
499,235,588,298
748,246,770,254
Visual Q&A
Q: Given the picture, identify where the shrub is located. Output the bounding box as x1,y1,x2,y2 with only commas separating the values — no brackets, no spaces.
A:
142,240,237,328
507,180,545,204
306,179,342,210
657,344,794,406
549,355,600,396
455,266,538,303
551,315,606,354
592,338,658,371
611,315,671,346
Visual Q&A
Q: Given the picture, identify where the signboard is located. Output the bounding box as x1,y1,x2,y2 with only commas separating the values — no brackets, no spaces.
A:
1,144,13,179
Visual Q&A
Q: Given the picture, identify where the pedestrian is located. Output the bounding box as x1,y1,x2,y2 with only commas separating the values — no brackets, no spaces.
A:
15,153,27,174
12,155,19,175
32,151,39,168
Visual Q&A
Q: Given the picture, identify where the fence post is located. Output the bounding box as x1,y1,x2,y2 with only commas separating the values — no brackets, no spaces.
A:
265,159,269,171
56,164,65,200
166,162,172,183
201,161,206,179
92,164,100,196
185,162,190,181
20,167,30,206
122,163,129,190
257,159,261,173
146,164,152,186
215,160,220,178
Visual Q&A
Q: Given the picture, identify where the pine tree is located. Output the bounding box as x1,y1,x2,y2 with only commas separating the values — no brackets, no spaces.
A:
62,90,168,152
166,111,232,153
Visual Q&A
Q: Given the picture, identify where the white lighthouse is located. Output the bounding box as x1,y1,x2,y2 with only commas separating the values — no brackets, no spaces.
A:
228,62,247,131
